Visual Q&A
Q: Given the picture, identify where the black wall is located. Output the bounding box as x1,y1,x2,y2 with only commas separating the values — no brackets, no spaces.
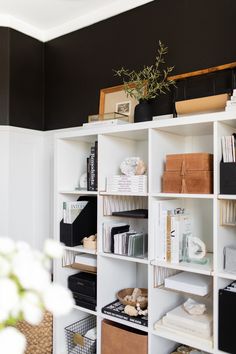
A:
9,30,44,130
0,28,44,129
0,28,10,125
45,0,236,130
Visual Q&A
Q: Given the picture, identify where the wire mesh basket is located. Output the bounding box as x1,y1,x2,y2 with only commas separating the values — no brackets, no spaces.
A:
65,316,96,354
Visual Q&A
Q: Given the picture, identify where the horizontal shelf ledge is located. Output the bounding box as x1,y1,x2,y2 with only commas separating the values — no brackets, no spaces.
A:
218,194,236,200
152,193,214,199
151,253,213,276
152,321,214,353
59,190,98,195
100,191,148,197
64,245,97,255
73,305,97,316
100,312,148,333
99,252,149,264
217,271,236,280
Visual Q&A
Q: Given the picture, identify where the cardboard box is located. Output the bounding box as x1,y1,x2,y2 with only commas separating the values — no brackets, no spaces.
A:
101,320,148,354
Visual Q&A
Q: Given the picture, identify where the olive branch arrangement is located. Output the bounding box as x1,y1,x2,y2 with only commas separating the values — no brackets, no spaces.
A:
114,41,175,101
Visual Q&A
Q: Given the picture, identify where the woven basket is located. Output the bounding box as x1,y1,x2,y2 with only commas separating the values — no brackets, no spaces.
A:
17,311,53,354
117,288,148,309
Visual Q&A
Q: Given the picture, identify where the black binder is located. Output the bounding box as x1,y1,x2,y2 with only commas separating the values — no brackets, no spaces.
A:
60,196,97,247
219,285,236,353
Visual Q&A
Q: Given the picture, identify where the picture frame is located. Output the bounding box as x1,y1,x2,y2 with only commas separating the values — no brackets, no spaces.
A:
99,84,138,122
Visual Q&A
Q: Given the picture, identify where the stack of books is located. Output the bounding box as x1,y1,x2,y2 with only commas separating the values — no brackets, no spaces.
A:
221,134,236,162
154,200,192,264
106,175,147,194
103,222,148,258
87,141,98,191
225,89,236,112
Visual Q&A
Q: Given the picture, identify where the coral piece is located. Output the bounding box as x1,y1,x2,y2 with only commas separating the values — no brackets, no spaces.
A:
124,305,138,317
120,157,146,176
82,234,97,250
183,298,206,315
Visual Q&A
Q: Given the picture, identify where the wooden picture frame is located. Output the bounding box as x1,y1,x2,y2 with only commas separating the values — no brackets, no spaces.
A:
99,83,138,122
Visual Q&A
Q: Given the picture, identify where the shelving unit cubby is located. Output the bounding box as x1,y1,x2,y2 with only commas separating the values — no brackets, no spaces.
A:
54,111,236,354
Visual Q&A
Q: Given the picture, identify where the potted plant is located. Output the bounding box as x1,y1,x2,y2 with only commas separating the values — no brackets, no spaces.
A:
114,41,175,122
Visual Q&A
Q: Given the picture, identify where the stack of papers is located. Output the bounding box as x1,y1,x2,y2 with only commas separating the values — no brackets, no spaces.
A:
221,135,236,162
63,201,88,224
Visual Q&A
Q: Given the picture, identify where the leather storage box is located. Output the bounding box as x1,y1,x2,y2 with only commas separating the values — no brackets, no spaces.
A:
101,320,147,354
163,153,213,194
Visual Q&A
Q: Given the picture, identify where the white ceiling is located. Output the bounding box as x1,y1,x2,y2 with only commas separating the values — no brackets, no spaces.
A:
0,0,153,42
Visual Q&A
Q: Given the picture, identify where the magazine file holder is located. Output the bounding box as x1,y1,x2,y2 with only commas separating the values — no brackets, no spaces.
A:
60,196,97,247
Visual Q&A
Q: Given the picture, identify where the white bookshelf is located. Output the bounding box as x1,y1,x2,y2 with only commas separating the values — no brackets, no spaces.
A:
54,111,236,354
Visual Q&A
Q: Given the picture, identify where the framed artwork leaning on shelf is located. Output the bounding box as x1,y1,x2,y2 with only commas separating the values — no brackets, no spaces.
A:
99,84,138,123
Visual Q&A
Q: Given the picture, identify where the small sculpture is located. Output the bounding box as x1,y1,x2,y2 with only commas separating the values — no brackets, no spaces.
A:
82,234,97,250
120,157,146,176
188,237,206,260
183,298,206,315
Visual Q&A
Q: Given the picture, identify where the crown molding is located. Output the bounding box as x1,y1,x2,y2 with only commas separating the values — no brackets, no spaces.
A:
0,0,153,42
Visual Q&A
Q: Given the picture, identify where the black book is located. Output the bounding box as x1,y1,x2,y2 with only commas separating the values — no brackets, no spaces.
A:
87,157,90,191
90,146,96,191
95,141,98,190
102,300,148,327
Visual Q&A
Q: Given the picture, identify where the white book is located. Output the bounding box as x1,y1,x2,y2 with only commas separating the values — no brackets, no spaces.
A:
170,215,180,264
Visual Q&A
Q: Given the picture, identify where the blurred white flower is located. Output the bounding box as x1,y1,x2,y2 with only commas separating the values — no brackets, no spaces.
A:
0,256,11,277
43,283,74,316
0,236,73,353
0,278,19,321
44,239,64,259
21,292,44,326
0,327,26,354
0,237,15,255
12,251,50,292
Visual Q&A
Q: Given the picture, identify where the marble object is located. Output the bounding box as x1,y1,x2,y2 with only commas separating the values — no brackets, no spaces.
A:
188,236,206,260
183,298,206,315
120,157,146,176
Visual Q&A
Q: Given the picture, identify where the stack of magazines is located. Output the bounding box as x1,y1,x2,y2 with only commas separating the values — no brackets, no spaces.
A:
103,222,147,258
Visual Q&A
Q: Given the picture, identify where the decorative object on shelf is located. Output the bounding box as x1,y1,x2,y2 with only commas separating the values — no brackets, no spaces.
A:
114,41,175,123
183,235,208,265
183,298,206,316
117,288,148,309
86,112,129,126
82,234,97,250
99,85,138,123
78,173,87,190
163,153,213,194
124,304,138,317
0,237,74,354
120,157,146,176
